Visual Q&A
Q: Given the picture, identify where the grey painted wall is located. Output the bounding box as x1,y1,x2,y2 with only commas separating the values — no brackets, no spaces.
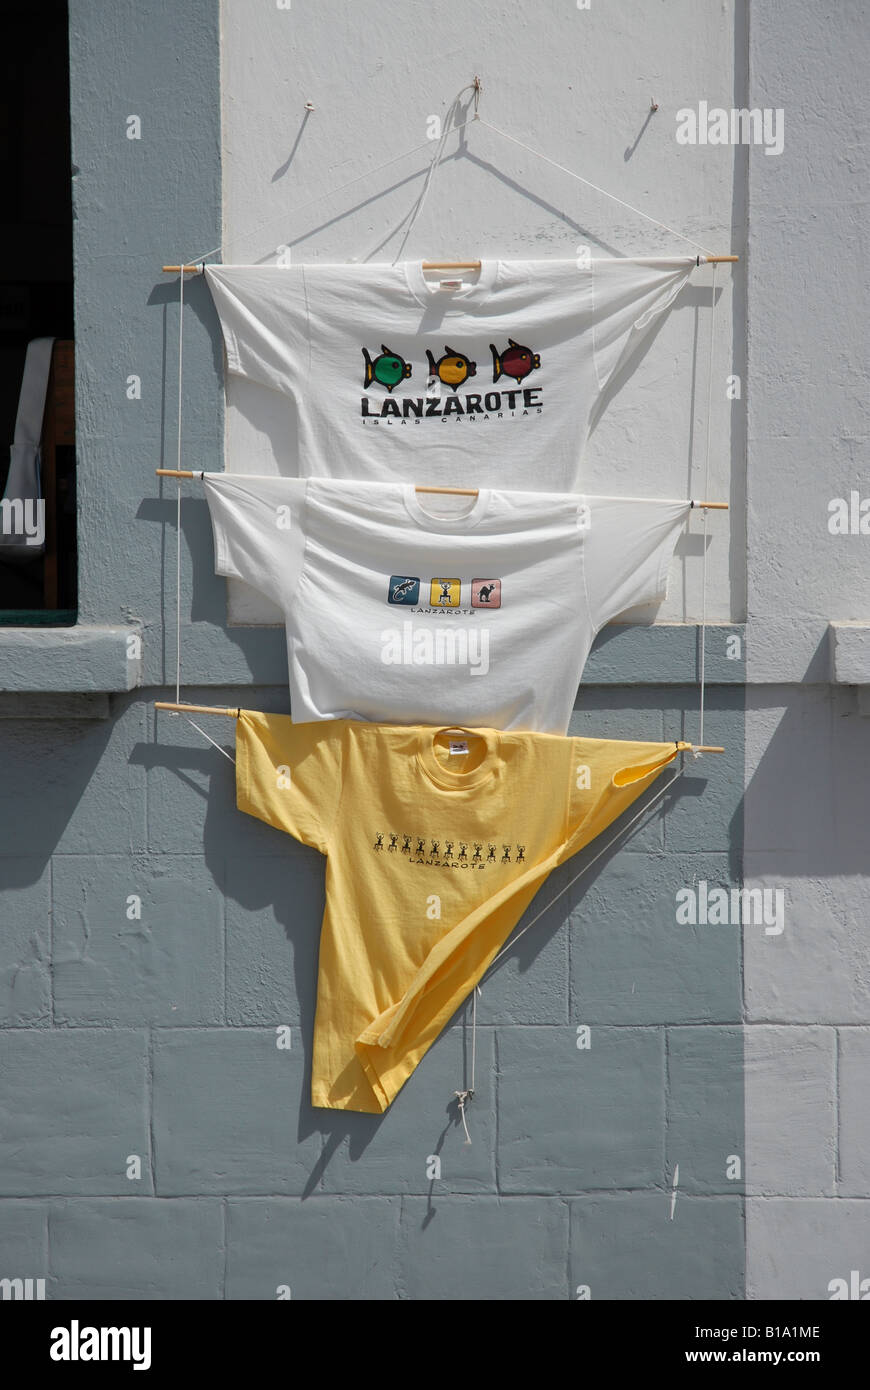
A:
0,681,744,1300
743,0,870,1298
2,0,862,1302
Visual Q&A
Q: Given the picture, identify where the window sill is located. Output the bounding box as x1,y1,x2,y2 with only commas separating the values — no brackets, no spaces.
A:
0,624,142,692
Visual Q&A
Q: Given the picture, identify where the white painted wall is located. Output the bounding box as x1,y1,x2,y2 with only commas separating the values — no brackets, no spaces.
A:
217,0,739,625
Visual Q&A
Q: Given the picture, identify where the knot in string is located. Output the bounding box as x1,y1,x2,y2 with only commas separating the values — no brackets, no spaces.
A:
454,1088,474,1145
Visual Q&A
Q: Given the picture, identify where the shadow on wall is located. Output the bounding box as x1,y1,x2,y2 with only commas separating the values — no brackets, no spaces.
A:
744,672,869,878
127,685,736,1192
2,677,745,1192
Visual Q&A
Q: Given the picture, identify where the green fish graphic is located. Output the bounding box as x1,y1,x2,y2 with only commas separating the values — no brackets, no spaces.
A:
362,344,413,392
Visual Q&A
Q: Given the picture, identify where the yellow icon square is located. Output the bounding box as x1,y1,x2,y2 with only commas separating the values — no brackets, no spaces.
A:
430,578,461,607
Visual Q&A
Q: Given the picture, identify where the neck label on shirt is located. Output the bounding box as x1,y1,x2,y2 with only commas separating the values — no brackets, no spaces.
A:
449,740,470,756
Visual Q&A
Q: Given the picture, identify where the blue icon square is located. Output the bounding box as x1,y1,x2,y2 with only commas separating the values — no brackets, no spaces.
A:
387,575,420,605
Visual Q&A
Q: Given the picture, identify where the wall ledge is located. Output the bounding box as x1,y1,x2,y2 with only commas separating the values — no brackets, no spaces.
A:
584,622,746,685
0,625,142,693
828,622,870,687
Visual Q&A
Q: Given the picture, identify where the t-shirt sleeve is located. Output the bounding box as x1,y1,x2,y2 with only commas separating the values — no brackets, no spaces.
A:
202,472,307,610
203,265,310,396
591,258,695,395
236,710,342,855
565,736,682,839
582,496,691,632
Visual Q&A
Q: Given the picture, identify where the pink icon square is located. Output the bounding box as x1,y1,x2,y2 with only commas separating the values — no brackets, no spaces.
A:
471,579,501,609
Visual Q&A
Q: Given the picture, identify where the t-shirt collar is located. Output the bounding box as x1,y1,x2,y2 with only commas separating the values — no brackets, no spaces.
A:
402,485,490,531
417,728,499,792
403,259,499,310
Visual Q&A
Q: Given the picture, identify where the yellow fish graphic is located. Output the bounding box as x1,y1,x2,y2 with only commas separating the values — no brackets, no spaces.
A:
425,346,477,392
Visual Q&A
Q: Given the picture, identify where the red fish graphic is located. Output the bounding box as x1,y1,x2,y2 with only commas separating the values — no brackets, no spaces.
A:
489,338,541,384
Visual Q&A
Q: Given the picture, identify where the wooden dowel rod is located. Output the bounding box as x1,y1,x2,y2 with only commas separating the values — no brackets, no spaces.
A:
416,485,479,497
155,701,239,717
153,705,726,753
162,257,738,272
154,471,728,509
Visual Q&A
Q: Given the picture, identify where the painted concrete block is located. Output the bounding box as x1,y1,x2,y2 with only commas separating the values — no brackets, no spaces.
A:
0,1203,49,1291
744,856,870,1022
48,1198,223,1299
52,856,223,1025
666,1026,744,1194
747,1198,870,1301
497,1026,664,1192
316,1026,495,1195
399,1196,567,1300
226,1197,400,1300
569,852,741,1024
0,860,51,1025
474,912,568,1026
837,1029,870,1197
0,705,146,857
225,854,323,1026
145,706,239,855
152,1029,320,1195
0,1030,150,1196
570,1193,743,1299
745,1027,836,1196
744,692,834,852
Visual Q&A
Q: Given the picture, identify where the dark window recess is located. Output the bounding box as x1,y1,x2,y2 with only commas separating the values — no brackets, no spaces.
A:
0,0,76,624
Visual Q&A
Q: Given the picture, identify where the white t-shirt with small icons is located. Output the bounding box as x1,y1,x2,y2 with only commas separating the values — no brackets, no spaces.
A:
203,257,696,491
203,473,692,734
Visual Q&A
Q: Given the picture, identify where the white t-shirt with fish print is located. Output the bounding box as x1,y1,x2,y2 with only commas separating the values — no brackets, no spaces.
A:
203,258,697,492
202,472,691,734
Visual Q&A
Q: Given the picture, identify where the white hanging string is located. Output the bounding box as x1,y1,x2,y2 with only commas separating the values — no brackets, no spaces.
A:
454,983,479,1144
168,270,234,763
175,270,184,705
185,717,236,764
477,119,716,258
180,114,480,268
391,84,474,266
175,85,719,269
697,263,719,750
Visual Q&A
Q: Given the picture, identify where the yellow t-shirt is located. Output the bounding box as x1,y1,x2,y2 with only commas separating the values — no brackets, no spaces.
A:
236,711,684,1113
